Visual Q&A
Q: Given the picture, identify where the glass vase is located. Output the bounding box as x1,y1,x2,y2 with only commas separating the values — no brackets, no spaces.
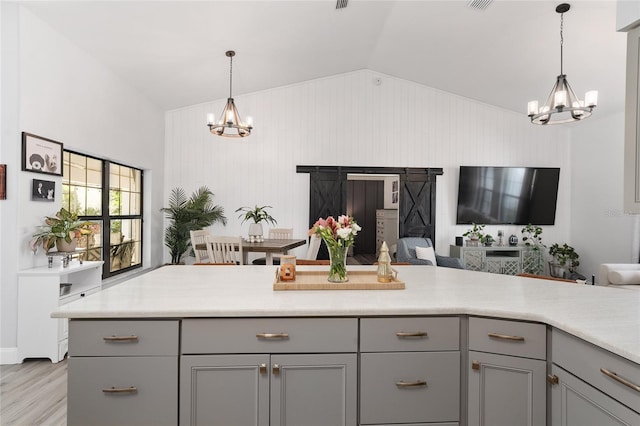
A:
327,243,349,283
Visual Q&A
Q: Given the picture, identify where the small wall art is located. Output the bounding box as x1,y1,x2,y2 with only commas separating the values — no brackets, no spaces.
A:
22,132,63,176
32,179,55,201
0,164,6,200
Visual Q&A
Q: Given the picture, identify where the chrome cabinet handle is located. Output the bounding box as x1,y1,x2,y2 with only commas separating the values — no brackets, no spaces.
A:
103,335,139,342
600,368,640,392
395,331,428,338
471,360,481,370
396,380,427,388
102,386,138,394
272,364,281,375
547,374,559,385
259,363,267,374
487,332,525,342
256,333,289,339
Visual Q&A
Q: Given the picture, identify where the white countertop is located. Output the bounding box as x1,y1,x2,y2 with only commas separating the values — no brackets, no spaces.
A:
52,265,640,364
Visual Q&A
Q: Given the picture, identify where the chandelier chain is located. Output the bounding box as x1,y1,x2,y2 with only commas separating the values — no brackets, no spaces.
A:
560,12,564,75
229,54,233,99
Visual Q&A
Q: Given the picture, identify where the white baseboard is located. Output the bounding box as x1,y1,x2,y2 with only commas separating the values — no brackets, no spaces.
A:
0,347,19,365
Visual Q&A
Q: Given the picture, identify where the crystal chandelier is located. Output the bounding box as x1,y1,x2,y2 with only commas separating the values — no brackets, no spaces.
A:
527,3,597,125
207,51,253,137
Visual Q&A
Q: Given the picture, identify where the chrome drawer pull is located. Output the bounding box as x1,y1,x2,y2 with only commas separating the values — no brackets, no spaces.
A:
396,331,428,338
256,333,289,339
272,364,281,375
103,335,139,342
102,386,138,394
259,363,267,374
487,332,525,342
547,374,559,385
600,368,640,392
471,360,481,370
396,380,427,388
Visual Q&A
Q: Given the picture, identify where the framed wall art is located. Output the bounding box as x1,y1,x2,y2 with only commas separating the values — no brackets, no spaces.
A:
21,132,63,176
32,179,55,201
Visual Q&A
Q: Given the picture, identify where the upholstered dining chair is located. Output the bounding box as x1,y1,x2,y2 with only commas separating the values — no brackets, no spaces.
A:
396,237,463,269
208,236,244,265
252,228,294,265
189,229,213,264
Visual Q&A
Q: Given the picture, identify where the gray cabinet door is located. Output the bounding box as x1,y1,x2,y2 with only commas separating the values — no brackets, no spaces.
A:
180,354,270,426
68,356,177,426
270,353,357,426
550,365,640,426
468,351,546,426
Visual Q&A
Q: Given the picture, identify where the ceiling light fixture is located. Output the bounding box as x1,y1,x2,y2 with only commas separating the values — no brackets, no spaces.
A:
527,3,597,125
207,50,253,137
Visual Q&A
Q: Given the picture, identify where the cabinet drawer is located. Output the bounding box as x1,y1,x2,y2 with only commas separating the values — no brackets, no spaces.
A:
69,320,179,357
553,329,640,412
67,356,177,426
182,318,358,354
361,317,459,352
469,317,546,360
360,352,460,424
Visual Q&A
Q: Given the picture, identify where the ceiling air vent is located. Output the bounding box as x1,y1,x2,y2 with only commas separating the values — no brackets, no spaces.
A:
467,0,493,11
336,0,348,10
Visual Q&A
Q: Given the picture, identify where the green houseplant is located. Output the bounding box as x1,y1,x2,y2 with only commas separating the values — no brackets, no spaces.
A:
521,224,545,274
235,205,277,239
161,186,227,264
463,223,485,246
548,243,580,278
30,207,94,253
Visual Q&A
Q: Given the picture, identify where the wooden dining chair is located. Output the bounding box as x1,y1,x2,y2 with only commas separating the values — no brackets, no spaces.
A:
189,229,213,263
208,236,244,265
252,228,294,265
303,234,322,260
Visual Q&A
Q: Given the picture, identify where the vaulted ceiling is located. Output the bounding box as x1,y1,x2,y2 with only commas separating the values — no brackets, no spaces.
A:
21,0,626,120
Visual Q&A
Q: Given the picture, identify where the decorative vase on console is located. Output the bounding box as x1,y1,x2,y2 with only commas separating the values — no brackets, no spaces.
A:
310,215,361,283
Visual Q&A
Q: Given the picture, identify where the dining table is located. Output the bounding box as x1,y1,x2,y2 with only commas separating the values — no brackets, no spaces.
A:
194,238,307,266
241,238,307,265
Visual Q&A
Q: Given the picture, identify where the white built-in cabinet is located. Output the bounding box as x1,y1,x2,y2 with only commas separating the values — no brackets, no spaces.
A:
376,209,398,255
17,260,102,363
467,317,547,426
624,24,640,214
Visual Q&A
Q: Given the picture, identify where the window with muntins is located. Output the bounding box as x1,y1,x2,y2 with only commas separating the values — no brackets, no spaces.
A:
62,151,143,277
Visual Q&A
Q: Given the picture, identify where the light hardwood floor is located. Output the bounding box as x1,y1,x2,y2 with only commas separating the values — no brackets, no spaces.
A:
1,359,67,425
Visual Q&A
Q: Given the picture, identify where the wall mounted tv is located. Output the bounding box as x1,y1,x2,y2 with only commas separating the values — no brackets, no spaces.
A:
456,166,560,225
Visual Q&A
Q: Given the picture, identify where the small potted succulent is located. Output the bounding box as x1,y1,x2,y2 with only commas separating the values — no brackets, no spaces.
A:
236,205,277,241
30,207,94,253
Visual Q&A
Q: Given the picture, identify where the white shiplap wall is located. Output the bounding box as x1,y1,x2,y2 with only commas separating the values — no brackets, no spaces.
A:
165,69,570,262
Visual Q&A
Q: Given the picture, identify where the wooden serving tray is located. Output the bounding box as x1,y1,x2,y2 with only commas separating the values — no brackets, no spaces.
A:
273,270,405,291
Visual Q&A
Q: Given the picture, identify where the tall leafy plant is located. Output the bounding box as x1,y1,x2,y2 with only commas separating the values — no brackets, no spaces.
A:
161,186,227,264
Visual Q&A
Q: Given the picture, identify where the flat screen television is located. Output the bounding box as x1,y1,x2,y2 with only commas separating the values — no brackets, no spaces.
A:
456,166,560,225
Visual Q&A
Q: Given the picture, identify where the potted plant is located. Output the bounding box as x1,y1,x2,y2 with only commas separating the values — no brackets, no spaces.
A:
235,205,277,241
30,207,94,253
463,223,485,246
548,243,580,278
521,224,545,274
480,234,494,246
161,186,227,264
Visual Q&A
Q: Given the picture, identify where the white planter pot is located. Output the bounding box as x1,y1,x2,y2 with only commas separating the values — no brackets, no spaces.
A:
248,223,263,238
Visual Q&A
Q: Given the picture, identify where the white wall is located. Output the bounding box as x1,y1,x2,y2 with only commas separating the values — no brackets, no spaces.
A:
570,111,638,279
165,69,573,264
0,6,165,363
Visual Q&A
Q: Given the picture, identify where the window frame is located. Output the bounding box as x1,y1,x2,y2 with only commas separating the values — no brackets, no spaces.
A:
62,149,144,278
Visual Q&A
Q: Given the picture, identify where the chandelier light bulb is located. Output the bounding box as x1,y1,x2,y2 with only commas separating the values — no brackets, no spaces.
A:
528,101,539,116
585,90,598,107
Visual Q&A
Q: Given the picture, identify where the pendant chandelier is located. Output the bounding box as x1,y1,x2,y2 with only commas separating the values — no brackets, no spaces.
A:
207,50,253,137
527,3,597,125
